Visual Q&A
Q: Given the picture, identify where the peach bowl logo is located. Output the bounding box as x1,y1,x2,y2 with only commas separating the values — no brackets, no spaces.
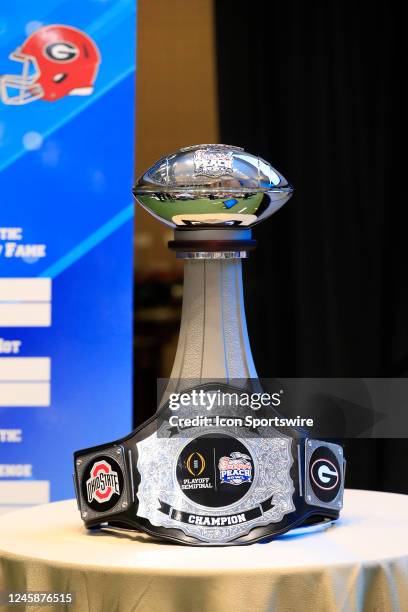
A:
86,460,120,504
218,452,252,485
193,148,234,178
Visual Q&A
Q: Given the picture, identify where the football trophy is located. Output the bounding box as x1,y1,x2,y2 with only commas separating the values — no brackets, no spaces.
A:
73,145,345,545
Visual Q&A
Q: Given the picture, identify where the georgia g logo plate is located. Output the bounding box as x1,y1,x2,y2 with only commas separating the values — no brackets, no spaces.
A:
306,441,343,508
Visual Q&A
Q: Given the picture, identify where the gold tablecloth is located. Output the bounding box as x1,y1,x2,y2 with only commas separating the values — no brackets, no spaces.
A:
0,490,407,612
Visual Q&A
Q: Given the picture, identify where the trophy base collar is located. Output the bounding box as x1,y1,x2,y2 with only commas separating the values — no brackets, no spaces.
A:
169,229,256,259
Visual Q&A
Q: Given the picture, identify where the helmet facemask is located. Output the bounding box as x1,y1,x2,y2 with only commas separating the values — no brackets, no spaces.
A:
0,50,43,105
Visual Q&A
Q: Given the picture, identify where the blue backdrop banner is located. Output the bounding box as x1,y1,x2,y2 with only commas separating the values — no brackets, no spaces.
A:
0,0,135,511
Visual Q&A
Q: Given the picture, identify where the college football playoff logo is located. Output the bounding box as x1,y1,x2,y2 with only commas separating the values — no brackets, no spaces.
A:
186,452,206,477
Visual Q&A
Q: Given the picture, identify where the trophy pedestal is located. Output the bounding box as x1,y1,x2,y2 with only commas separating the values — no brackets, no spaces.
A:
170,258,257,382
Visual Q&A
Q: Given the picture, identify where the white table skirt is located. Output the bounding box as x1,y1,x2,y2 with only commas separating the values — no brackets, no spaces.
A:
0,489,407,611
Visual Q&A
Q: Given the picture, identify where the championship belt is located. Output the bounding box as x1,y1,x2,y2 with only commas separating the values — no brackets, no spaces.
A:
74,396,345,545
74,145,346,545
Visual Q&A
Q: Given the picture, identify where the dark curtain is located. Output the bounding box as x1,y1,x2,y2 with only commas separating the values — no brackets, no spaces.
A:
215,1,408,492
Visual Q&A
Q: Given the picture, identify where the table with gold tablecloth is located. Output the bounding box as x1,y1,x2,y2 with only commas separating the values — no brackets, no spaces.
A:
0,489,408,612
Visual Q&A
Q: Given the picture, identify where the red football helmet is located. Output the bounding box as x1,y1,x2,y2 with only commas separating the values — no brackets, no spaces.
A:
0,24,101,105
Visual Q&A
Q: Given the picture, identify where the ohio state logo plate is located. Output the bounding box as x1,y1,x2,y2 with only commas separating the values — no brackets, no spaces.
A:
80,454,124,512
